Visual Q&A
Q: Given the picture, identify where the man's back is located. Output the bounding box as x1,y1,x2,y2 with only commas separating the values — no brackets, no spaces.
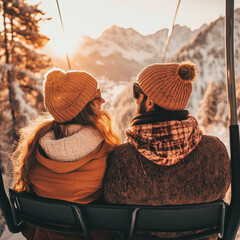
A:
103,135,230,205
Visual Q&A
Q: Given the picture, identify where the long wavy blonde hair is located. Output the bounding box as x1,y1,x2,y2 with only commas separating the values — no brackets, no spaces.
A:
11,100,121,192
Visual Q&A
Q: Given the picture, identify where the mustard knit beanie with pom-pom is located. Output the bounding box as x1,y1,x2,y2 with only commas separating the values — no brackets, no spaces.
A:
43,68,98,123
137,62,197,110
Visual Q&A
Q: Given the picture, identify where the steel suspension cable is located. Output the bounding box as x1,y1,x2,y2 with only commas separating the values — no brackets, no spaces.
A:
55,0,72,70
161,0,181,63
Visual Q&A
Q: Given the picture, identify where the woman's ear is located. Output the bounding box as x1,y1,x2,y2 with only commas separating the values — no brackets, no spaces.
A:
146,98,155,111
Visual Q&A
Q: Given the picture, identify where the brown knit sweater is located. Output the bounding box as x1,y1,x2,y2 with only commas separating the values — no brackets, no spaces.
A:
103,112,231,239
103,136,230,205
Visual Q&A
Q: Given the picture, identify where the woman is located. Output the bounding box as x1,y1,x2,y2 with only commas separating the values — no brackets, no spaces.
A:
11,68,121,240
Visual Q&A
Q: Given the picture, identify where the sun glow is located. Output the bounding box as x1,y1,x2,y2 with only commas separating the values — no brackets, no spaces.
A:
46,31,81,58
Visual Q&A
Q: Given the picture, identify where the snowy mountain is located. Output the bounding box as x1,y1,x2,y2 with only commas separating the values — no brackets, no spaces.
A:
170,8,240,114
71,24,203,81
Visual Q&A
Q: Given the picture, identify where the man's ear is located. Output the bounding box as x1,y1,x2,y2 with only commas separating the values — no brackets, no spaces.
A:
146,98,155,111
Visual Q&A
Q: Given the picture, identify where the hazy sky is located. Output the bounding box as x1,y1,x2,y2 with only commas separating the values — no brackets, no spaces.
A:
35,0,240,56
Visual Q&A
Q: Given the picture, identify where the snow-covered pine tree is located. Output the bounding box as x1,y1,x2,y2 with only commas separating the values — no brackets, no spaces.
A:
0,0,50,140
0,0,51,194
0,0,51,138
197,81,226,131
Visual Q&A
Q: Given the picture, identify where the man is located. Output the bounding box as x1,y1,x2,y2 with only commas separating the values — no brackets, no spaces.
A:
103,62,231,239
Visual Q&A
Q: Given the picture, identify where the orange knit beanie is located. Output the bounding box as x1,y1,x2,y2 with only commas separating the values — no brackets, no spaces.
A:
43,68,98,123
137,62,197,110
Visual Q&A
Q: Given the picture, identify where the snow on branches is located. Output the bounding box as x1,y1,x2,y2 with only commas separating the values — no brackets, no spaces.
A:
12,80,37,120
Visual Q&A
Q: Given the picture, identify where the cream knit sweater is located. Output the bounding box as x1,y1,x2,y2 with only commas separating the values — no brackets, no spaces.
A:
39,124,104,162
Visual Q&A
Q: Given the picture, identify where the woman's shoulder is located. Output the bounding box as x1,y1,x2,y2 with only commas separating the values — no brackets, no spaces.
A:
98,141,115,154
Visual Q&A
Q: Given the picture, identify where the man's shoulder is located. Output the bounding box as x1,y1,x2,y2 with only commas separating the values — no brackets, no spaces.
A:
201,135,228,150
108,142,137,163
196,134,229,159
113,142,135,154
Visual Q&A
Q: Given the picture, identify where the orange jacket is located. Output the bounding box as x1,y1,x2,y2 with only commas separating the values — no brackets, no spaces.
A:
30,141,113,204
22,141,115,240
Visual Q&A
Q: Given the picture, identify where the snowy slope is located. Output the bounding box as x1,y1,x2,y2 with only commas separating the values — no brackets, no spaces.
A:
1,229,24,240
170,8,240,114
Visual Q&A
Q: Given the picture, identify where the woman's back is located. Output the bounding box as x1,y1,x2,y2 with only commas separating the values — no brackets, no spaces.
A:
11,68,120,240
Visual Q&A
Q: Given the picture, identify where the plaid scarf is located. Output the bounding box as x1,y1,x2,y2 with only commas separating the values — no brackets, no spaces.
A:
125,115,203,166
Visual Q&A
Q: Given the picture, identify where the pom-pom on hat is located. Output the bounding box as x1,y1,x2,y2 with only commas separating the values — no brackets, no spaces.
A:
137,62,197,110
43,68,98,123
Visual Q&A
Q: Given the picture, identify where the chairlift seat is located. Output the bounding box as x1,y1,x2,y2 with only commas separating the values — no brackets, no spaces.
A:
9,189,227,240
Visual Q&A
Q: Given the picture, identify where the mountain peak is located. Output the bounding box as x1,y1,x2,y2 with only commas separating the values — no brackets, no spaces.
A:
100,24,141,39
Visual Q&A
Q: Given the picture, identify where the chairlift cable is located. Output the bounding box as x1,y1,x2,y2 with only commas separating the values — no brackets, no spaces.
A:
225,0,237,126
161,0,181,63
55,0,72,70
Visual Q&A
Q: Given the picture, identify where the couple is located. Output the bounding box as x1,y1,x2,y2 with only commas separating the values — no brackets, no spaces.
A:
11,62,231,240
